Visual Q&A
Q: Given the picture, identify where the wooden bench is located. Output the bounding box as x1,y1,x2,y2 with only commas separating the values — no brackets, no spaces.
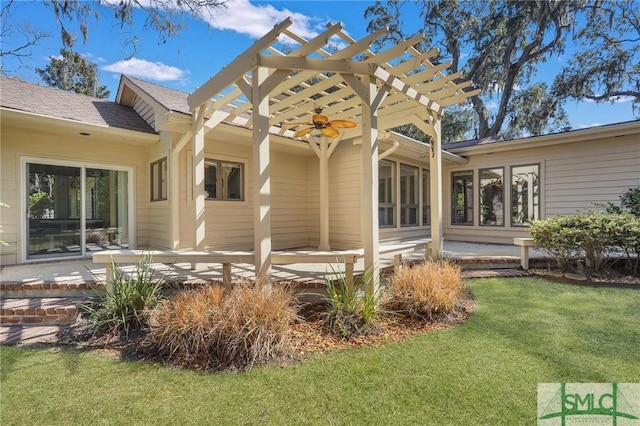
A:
93,239,432,291
513,237,535,270
92,250,254,290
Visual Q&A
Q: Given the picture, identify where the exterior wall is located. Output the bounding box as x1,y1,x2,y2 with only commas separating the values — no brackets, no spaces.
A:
0,124,150,266
132,96,155,129
307,140,364,250
145,131,172,249
178,136,313,250
442,134,640,244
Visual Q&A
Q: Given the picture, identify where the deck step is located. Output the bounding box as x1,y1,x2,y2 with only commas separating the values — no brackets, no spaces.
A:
0,298,80,325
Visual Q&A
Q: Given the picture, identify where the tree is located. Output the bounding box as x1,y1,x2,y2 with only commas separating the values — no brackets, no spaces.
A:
36,49,110,98
553,1,640,115
1,0,227,58
0,0,49,75
365,0,577,141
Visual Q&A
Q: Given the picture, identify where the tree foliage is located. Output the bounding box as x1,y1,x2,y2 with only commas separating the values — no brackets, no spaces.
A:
0,0,49,74
2,0,227,58
552,1,640,115
36,49,110,98
365,0,578,141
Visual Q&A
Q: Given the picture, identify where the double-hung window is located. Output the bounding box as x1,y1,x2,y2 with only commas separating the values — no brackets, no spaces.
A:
400,164,419,226
378,160,395,227
205,159,244,201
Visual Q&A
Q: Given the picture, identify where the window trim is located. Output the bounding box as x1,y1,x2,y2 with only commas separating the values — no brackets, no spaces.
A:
451,170,474,226
150,157,168,202
378,159,396,228
421,168,430,226
479,167,505,227
400,163,419,227
510,163,540,227
204,158,245,202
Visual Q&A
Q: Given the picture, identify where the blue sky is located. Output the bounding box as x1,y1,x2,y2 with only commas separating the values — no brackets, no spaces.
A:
2,0,637,131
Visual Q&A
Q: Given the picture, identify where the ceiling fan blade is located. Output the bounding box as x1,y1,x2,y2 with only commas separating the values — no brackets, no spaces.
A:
294,127,314,138
312,114,329,125
328,120,357,129
321,127,340,138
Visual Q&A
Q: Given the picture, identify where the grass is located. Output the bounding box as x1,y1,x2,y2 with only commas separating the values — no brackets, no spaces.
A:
1,277,639,425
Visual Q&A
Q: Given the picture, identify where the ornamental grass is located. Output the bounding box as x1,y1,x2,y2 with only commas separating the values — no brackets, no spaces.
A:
384,260,467,320
146,280,298,370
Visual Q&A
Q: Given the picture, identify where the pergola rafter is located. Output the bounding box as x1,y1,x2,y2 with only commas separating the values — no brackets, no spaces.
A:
185,18,478,287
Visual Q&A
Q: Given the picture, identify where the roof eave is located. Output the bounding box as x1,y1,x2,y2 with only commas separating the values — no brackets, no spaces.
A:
447,120,640,155
1,107,160,145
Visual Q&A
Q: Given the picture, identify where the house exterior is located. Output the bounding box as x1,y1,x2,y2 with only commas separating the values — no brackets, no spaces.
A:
1,19,638,274
2,73,638,268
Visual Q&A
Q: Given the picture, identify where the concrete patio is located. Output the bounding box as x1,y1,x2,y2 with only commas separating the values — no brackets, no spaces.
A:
0,241,551,287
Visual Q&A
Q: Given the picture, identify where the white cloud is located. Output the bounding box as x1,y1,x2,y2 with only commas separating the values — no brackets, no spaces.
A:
611,95,635,103
485,101,499,110
200,0,321,42
102,58,187,82
578,122,603,129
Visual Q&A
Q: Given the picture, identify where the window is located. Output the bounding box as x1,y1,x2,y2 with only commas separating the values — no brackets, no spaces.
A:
422,169,430,226
452,170,473,225
511,164,540,226
378,160,395,227
150,157,167,202
479,167,504,226
205,159,244,201
400,164,419,226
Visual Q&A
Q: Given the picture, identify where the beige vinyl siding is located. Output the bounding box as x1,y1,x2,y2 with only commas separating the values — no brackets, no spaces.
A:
442,134,640,244
306,141,363,250
178,138,312,251
145,132,172,249
0,125,150,266
133,96,155,129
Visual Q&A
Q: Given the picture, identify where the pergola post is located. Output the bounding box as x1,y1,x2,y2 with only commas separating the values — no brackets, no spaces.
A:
360,75,381,293
429,118,444,258
192,106,206,251
318,137,330,251
252,66,272,282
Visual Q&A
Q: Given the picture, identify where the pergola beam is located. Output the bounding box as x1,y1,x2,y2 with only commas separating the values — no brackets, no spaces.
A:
188,17,292,109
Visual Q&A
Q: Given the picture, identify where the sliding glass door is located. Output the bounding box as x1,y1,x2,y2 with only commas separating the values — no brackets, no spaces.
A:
26,161,130,260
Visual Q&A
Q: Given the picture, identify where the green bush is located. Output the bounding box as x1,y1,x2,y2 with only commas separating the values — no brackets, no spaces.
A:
320,265,382,339
84,255,165,337
383,260,466,320
147,280,298,370
529,211,640,274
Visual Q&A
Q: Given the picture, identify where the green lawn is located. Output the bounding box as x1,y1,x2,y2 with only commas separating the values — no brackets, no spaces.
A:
1,278,638,425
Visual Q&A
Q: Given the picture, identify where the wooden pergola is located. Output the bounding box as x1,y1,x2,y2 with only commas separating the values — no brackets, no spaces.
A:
186,18,478,285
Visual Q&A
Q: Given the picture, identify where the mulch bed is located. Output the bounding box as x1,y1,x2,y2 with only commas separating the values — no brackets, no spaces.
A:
53,295,476,370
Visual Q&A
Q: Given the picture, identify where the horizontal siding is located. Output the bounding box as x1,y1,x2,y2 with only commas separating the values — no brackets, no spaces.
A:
133,96,155,129
441,134,639,244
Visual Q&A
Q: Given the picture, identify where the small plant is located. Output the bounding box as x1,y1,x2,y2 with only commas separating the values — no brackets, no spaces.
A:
146,280,298,370
320,265,382,339
84,255,165,337
384,260,466,320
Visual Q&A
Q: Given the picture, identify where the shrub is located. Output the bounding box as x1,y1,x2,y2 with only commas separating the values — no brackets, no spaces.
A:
147,281,298,370
84,255,165,337
320,266,382,339
530,211,640,273
383,260,466,320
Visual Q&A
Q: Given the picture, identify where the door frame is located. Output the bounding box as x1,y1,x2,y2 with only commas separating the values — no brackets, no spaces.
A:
20,156,135,263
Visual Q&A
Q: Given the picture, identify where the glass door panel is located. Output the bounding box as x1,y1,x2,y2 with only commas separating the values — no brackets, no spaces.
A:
27,163,82,259
85,168,129,253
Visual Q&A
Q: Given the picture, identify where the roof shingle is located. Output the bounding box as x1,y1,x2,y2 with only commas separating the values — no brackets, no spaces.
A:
0,76,156,134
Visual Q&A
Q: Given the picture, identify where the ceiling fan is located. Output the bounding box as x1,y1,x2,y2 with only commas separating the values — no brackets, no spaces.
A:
288,108,357,138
